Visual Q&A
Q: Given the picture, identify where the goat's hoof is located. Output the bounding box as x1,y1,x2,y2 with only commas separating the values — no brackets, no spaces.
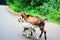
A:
39,35,41,38
45,39,47,40
23,34,30,38
25,35,29,38
45,37,47,40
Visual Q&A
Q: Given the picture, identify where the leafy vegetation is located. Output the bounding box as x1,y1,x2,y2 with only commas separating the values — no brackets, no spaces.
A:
7,0,60,24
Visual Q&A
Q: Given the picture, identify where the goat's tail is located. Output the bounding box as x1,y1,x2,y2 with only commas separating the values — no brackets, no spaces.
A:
44,18,48,22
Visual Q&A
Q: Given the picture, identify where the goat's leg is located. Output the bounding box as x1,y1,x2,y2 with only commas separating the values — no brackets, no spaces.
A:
23,28,28,36
39,30,43,37
39,28,43,37
23,28,28,32
44,30,47,40
39,29,47,40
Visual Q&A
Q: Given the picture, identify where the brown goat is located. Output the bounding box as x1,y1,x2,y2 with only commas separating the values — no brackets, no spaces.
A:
21,12,47,40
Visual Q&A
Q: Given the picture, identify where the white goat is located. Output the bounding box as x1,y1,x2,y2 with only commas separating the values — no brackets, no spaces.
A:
18,17,39,39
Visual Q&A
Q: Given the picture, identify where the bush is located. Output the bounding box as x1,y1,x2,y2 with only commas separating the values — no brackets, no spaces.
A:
7,0,60,24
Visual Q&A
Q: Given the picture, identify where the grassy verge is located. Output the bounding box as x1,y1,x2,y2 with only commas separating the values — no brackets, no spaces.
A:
8,3,60,25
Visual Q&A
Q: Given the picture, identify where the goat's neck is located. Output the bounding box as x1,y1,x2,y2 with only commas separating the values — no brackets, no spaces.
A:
23,15,28,20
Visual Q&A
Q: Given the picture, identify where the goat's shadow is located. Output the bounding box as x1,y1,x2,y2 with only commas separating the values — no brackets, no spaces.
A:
18,32,45,40
23,35,44,40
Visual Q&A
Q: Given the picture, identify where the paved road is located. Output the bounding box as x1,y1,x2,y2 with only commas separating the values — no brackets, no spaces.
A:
0,5,60,40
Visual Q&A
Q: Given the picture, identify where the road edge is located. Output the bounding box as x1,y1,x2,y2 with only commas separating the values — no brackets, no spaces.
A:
7,6,21,16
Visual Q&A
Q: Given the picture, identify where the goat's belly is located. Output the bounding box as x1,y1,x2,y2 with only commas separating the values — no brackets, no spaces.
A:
22,22,34,28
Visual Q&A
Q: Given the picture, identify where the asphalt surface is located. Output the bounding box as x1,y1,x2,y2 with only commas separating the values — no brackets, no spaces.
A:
0,5,60,40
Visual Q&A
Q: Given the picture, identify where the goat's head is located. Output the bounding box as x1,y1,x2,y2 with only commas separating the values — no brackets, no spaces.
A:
20,12,27,20
18,16,24,22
